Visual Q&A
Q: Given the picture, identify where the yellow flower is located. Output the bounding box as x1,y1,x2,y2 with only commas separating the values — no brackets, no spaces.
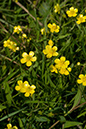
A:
13,25,22,34
48,23,60,33
41,28,46,35
50,65,58,73
51,56,71,75
77,62,80,65
66,7,78,17
54,4,60,14
43,45,58,58
5,123,18,129
48,40,54,46
15,80,36,97
77,74,86,86
22,33,27,39
24,84,36,97
76,14,86,24
20,51,37,67
55,56,70,69
3,39,19,52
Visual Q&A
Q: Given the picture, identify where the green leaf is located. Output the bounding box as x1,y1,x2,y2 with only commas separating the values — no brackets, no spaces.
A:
64,121,82,128
4,69,19,82
0,106,27,121
77,111,86,118
72,89,82,108
39,2,50,17
3,82,12,105
35,116,50,122
0,105,6,112
57,34,71,40
48,75,56,88
18,117,24,129
59,116,66,123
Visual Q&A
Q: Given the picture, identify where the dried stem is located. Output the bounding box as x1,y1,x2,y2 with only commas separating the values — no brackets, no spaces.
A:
14,1,43,27
49,120,59,129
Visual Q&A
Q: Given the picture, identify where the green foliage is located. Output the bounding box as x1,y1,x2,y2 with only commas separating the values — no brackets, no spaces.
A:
64,121,82,128
0,0,86,128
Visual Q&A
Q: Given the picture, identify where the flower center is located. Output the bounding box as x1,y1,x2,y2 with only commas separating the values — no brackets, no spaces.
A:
52,25,57,30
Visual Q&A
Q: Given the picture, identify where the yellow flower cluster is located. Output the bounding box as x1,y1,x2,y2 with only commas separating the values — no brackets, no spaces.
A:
43,40,58,58
66,7,78,17
3,39,19,52
5,123,18,129
15,80,36,97
54,3,60,14
50,56,71,75
48,23,60,33
20,51,37,67
77,74,86,86
76,14,86,24
13,25,22,34
66,7,86,24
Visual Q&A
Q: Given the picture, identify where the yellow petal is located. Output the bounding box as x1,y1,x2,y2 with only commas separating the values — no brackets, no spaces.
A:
52,46,58,51
65,61,70,66
64,70,69,75
54,59,59,63
84,16,86,19
70,7,74,10
75,8,78,12
48,40,54,46
24,92,30,97
48,23,52,28
20,58,26,63
66,10,70,15
15,86,20,91
76,21,80,24
77,79,82,84
22,52,28,57
31,56,37,62
53,52,58,56
47,53,52,58
67,67,71,72
50,65,58,73
60,56,66,61
26,61,32,66
24,81,29,85
83,81,86,86
30,90,35,95
79,74,84,79
55,29,59,33
31,85,36,89
43,49,47,54
29,51,34,56
7,123,12,128
13,126,18,129
17,80,23,85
